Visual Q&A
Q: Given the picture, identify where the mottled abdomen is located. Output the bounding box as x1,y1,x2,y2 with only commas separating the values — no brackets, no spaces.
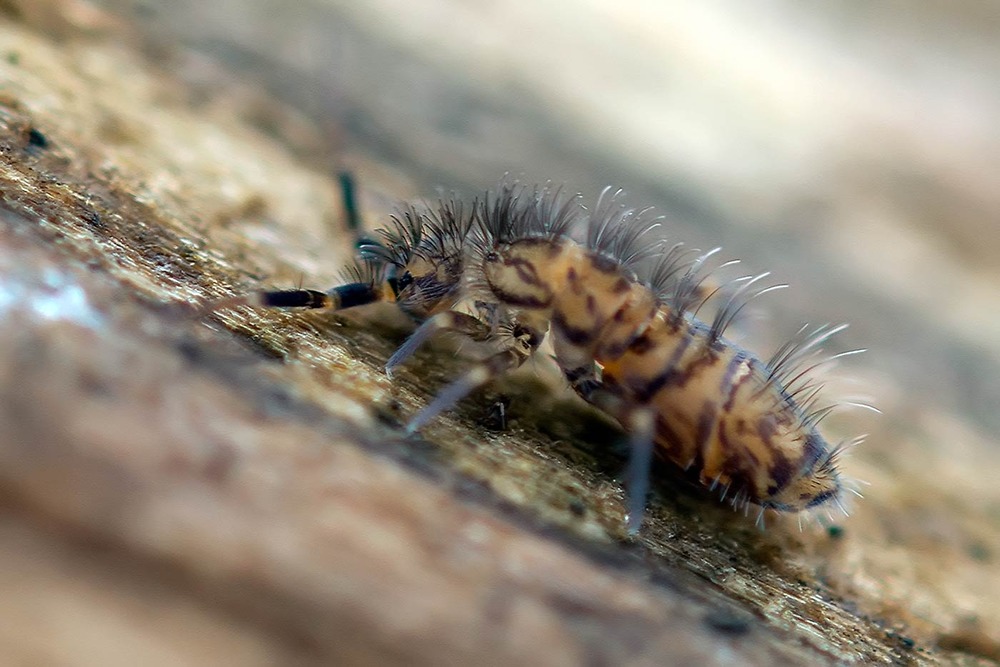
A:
597,312,842,512
481,226,848,524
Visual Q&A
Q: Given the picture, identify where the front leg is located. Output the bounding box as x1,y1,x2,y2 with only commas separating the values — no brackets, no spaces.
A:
405,316,546,433
385,310,492,377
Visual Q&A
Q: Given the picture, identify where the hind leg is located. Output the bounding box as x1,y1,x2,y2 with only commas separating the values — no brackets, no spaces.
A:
573,382,657,535
620,406,656,535
587,391,658,535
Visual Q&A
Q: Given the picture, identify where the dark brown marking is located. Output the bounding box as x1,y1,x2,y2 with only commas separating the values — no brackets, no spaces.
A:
508,257,545,287
719,420,761,470
635,333,693,401
591,254,619,273
654,414,687,459
628,334,654,355
552,310,598,346
585,294,597,315
566,266,587,295
720,352,751,413
756,416,777,448
672,349,719,390
637,369,678,403
612,277,631,294
490,285,552,309
601,333,644,359
767,451,795,493
715,424,767,501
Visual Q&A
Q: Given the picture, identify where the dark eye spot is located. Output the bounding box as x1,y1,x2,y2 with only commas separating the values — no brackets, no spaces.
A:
485,251,500,262
397,272,414,291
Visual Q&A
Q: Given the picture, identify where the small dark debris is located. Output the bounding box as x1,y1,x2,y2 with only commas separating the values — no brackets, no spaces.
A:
827,524,844,539
568,498,586,517
885,629,916,651
26,126,48,151
81,207,104,229
482,396,511,431
704,608,752,635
